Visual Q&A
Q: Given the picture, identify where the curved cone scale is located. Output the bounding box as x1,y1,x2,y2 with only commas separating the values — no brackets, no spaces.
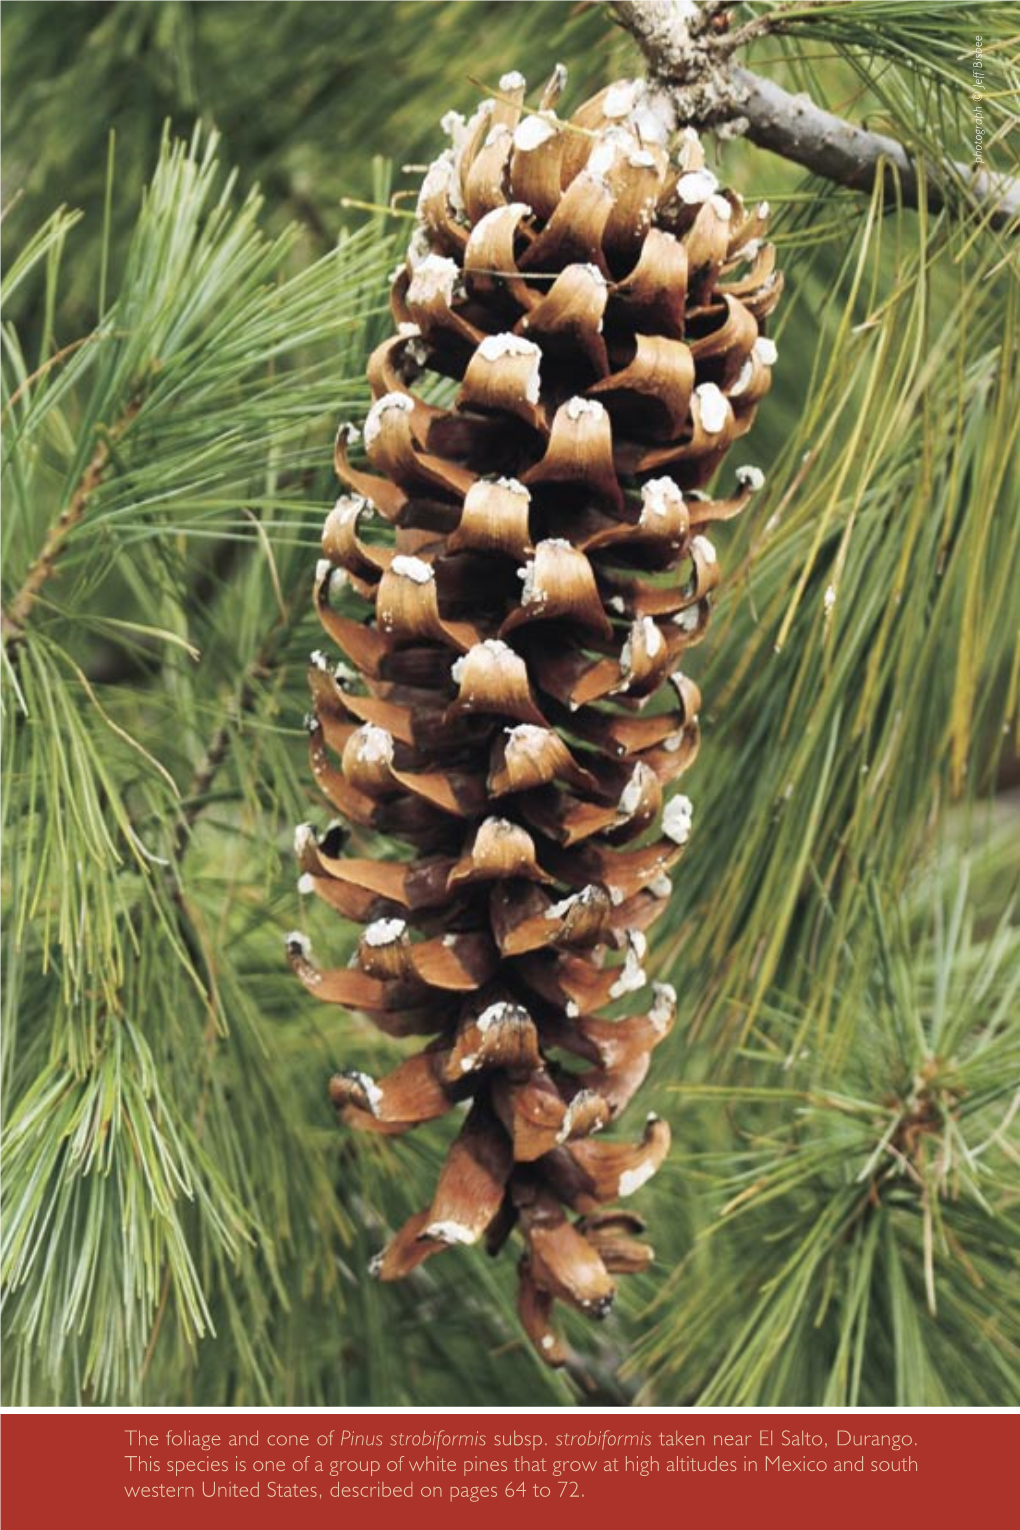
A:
516,1184,617,1316
292,67,780,1366
422,1101,515,1245
445,999,543,1082
518,1259,571,1367
327,1053,457,1133
492,1070,569,1161
578,1210,656,1274
565,1115,672,1209
371,1210,449,1279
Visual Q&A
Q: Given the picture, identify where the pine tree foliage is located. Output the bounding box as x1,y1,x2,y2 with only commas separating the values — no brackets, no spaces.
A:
0,1,614,336
1,131,406,1403
634,845,1020,1405
1,2,1017,1407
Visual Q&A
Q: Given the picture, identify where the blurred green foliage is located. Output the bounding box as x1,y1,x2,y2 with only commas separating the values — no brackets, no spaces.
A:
1,1,617,334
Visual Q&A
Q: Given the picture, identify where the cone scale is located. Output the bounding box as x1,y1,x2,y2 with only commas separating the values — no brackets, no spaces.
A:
290,68,781,1366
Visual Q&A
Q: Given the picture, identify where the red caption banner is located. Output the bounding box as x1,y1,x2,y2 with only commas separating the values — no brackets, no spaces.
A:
1,1411,1014,1528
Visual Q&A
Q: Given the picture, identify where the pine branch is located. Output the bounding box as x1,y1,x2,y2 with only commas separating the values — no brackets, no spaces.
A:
631,847,1020,1406
0,127,410,1404
611,0,1020,230
732,64,1020,228
171,616,286,864
1,399,139,651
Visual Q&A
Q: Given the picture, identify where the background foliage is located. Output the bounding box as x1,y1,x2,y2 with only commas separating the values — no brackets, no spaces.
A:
2,1,1017,1407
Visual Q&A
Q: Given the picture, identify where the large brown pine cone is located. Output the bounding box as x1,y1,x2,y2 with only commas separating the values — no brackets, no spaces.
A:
289,67,781,1367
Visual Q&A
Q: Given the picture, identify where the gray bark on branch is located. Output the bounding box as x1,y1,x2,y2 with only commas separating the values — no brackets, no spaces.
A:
612,0,1020,232
733,66,1020,228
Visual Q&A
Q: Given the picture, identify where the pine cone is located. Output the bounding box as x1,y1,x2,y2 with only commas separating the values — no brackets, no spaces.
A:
289,67,781,1367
